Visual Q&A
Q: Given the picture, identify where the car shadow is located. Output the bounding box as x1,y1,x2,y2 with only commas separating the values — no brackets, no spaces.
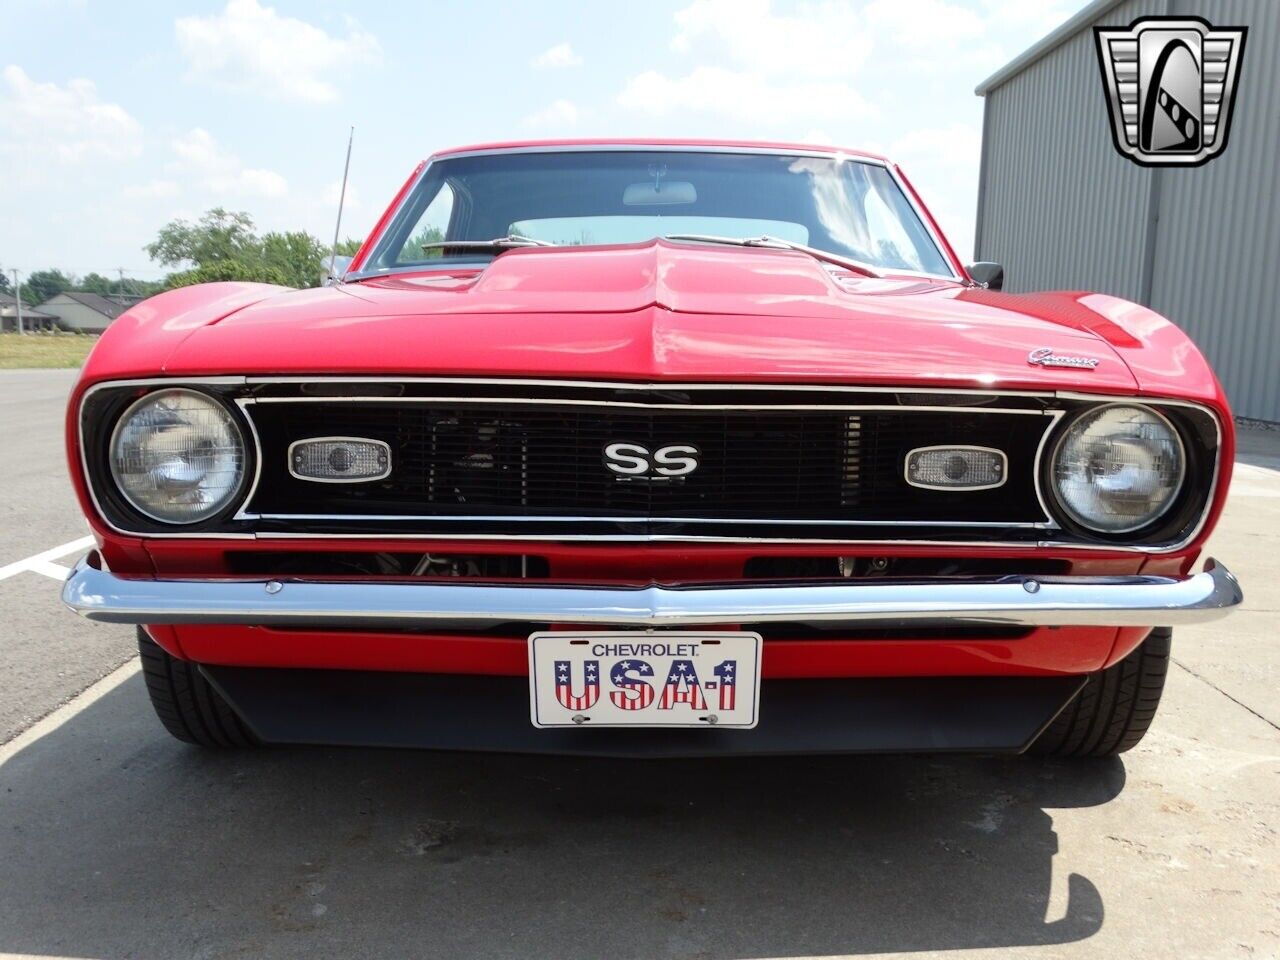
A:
0,673,1123,959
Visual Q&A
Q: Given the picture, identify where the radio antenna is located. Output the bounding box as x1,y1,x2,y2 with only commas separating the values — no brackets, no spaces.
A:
327,125,354,282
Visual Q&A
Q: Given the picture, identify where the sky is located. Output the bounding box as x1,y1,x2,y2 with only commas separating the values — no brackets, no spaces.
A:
1,0,1087,283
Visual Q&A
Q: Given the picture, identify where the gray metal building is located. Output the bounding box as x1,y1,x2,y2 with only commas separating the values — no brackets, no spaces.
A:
0,293,58,333
37,292,134,334
974,0,1278,422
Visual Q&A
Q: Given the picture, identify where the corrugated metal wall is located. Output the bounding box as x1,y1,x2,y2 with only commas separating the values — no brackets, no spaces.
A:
976,0,1278,421
977,0,1156,303
1149,0,1280,423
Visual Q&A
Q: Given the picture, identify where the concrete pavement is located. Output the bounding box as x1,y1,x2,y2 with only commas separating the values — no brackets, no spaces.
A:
0,369,87,560
0,368,1275,959
0,370,134,741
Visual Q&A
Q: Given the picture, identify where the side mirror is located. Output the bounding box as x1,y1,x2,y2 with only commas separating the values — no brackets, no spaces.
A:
966,261,1004,291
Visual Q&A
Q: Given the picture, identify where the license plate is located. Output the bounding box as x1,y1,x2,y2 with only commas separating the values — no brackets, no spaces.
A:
529,631,762,729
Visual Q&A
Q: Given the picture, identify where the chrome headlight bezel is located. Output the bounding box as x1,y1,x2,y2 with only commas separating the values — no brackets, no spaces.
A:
1045,402,1189,537
76,379,1222,549
103,387,252,527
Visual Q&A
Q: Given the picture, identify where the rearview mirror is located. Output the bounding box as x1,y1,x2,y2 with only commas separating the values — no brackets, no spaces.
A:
966,261,1004,290
623,181,697,206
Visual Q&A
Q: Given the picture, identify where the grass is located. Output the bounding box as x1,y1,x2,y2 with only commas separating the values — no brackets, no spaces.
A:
0,332,98,369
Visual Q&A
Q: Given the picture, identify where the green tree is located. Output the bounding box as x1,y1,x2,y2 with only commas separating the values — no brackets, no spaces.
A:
261,230,328,288
396,225,445,263
164,260,291,290
333,237,364,257
145,209,260,269
79,272,114,295
80,274,164,299
59,271,163,300
120,278,166,299
0,272,11,296
23,268,74,305
145,208,344,290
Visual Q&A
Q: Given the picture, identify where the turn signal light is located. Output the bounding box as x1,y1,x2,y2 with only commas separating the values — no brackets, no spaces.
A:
289,437,391,483
905,446,1006,491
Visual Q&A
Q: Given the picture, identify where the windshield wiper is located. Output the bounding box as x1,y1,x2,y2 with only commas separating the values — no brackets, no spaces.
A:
663,234,883,279
420,234,556,253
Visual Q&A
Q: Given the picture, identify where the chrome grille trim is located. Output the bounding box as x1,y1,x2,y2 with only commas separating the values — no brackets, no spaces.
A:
247,396,1047,414
240,396,1057,528
253,514,1052,528
76,378,1224,552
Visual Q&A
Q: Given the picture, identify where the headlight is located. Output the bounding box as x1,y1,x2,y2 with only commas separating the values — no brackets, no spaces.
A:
1051,404,1184,534
109,389,247,523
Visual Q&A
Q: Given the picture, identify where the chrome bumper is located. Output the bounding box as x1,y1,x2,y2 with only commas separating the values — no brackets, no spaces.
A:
62,554,1242,630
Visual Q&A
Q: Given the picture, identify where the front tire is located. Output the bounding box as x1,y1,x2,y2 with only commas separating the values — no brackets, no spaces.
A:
137,628,256,747
1031,627,1171,757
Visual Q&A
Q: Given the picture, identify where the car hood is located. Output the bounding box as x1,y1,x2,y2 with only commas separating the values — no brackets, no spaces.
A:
161,240,1143,392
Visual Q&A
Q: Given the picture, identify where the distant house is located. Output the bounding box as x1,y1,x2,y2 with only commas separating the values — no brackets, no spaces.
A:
0,292,59,332
37,292,141,334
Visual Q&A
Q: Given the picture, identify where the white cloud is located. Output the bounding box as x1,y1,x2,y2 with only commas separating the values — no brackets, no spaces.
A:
861,0,1007,73
0,65,141,164
618,1,877,126
670,0,871,79
175,0,381,103
531,43,582,69
522,99,580,129
322,178,360,211
170,127,288,198
610,0,1054,260
801,129,835,145
891,123,983,163
232,167,290,197
123,179,181,200
978,0,1078,38
889,123,984,261
170,127,222,168
862,0,985,50
618,67,873,124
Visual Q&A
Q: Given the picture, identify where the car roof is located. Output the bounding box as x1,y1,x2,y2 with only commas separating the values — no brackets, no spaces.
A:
427,138,889,164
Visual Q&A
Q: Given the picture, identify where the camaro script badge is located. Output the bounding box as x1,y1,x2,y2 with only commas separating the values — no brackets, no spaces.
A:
1027,347,1101,370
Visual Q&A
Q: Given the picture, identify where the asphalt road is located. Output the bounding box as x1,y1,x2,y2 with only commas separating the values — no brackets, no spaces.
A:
0,369,133,739
0,368,1276,960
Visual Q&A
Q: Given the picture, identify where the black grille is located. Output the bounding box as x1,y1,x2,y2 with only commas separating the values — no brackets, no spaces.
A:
247,400,1050,527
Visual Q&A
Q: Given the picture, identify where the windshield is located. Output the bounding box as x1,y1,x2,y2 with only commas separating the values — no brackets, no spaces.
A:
360,150,953,277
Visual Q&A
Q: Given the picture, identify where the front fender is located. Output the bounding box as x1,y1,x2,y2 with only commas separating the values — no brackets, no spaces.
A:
80,282,290,383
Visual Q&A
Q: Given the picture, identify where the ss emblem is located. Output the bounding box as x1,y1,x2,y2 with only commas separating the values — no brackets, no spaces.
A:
602,442,700,479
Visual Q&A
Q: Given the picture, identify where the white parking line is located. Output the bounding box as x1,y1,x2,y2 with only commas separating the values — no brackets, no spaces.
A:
0,657,140,757
0,536,95,583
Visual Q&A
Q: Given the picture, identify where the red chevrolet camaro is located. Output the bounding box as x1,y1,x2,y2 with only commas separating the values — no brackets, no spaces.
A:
63,140,1242,757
